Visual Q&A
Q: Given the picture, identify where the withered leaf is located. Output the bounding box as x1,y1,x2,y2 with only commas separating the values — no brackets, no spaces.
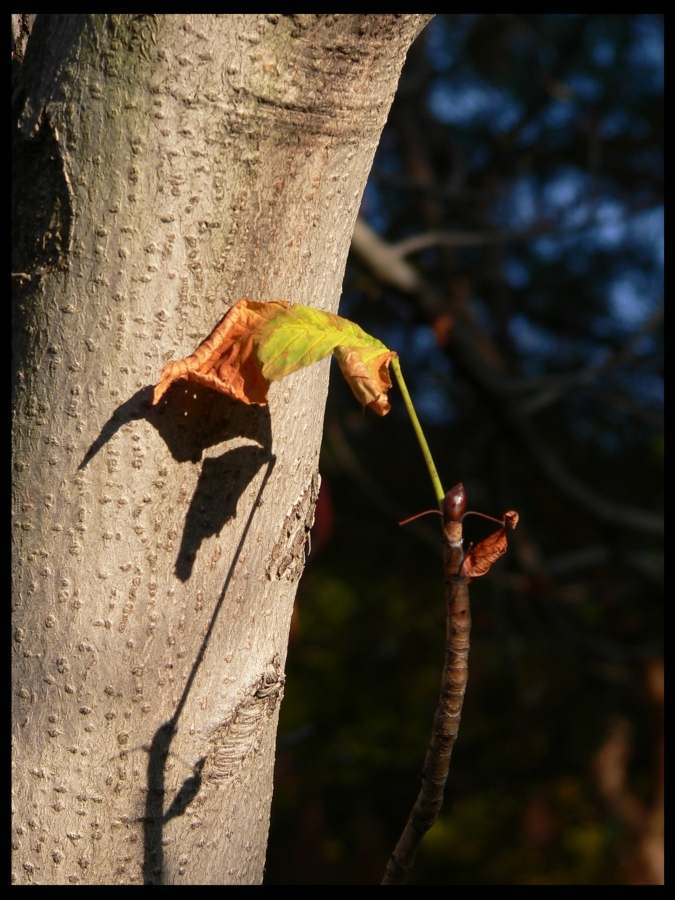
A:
332,346,394,416
460,510,519,578
152,300,290,407
152,299,396,415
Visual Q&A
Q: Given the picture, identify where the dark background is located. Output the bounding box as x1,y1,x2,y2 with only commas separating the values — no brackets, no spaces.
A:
266,14,663,886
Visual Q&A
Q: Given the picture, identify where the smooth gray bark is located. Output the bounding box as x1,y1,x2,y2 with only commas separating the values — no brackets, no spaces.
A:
11,13,431,885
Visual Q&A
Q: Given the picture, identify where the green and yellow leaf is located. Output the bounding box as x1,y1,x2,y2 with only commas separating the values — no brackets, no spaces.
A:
256,304,395,415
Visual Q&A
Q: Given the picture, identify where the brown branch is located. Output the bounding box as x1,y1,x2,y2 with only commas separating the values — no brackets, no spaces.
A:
382,488,470,884
352,218,427,296
392,229,509,256
363,195,661,261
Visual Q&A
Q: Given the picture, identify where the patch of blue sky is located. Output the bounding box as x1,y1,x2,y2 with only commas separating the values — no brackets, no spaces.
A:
515,119,541,147
508,313,563,360
609,274,657,330
424,15,462,72
389,322,454,376
513,324,606,378
410,330,454,395
495,168,592,235
553,200,662,264
503,257,530,289
364,320,413,358
543,167,589,213
591,37,616,68
373,131,402,177
531,235,561,261
359,181,389,234
589,200,627,248
368,321,455,425
567,72,604,103
562,201,594,231
492,175,538,228
410,374,456,425
598,108,649,140
628,15,663,92
427,78,522,132
540,100,576,131
627,206,663,267
515,98,581,147
411,324,441,358
495,175,660,270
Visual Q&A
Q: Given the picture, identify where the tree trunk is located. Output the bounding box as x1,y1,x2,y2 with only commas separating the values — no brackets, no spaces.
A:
11,14,431,885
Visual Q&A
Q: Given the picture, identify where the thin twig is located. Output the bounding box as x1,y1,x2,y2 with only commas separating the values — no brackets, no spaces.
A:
391,355,445,506
382,490,470,884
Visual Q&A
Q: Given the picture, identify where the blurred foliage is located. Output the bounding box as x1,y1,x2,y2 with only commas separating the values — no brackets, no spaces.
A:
265,14,662,886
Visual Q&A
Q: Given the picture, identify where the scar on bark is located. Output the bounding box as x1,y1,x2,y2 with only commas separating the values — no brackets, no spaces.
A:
142,658,285,884
266,472,321,581
202,656,286,784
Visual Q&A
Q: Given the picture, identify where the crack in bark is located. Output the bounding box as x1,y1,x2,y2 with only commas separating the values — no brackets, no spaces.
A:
265,472,320,581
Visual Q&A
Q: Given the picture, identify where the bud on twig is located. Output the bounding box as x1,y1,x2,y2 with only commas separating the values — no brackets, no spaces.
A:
443,482,466,522
443,483,466,548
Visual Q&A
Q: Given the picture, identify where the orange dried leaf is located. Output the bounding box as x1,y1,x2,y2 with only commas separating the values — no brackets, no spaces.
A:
460,510,519,578
333,346,395,416
151,299,289,407
153,299,396,416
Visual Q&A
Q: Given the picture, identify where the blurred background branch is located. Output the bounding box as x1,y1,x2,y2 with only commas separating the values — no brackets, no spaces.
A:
352,218,662,536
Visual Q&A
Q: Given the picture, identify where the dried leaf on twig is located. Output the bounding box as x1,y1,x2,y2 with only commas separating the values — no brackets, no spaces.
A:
461,510,519,578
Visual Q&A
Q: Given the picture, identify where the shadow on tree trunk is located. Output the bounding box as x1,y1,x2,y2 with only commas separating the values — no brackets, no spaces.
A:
79,382,274,580
79,383,276,881
79,381,272,467
143,455,276,884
